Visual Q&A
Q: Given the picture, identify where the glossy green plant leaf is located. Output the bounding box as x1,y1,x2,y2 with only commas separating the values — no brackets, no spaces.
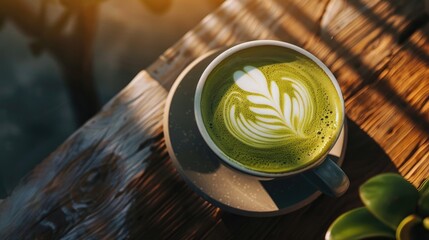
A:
325,207,395,240
359,173,419,230
419,190,429,217
418,178,429,216
396,214,422,240
424,217,429,230
419,179,429,194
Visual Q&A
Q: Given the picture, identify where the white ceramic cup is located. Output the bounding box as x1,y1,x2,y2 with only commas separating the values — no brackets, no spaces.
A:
194,40,349,197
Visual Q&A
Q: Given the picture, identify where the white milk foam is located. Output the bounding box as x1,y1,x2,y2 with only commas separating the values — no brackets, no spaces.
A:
223,66,314,148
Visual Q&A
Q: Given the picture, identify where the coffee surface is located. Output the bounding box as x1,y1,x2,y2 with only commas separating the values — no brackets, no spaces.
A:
200,45,343,173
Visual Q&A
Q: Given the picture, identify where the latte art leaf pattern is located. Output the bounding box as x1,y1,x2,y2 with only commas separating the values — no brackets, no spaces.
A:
223,66,315,148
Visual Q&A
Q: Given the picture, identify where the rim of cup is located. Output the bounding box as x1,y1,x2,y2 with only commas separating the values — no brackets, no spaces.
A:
194,40,345,178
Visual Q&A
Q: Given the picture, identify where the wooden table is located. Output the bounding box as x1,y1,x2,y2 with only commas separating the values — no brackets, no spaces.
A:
1,0,428,239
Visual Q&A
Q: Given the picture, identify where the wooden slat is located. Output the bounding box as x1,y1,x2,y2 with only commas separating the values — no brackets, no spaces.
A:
0,0,428,239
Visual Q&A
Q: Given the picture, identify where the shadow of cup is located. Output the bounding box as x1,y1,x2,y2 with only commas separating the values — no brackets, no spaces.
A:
218,117,398,239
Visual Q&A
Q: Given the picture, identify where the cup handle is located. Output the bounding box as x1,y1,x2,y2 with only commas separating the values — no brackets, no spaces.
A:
301,156,350,197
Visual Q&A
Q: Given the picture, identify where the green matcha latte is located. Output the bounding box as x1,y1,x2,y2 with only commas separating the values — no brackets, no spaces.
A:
199,45,343,174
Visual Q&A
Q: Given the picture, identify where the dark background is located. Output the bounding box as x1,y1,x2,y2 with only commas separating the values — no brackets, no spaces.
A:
0,0,222,198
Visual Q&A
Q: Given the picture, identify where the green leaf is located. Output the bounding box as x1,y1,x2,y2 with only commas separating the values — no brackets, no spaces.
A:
419,190,429,217
396,214,422,240
419,178,429,194
359,173,419,230
325,207,395,240
418,178,429,216
424,217,429,230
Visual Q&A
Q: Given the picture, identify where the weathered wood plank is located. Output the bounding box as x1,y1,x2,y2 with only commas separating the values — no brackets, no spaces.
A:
344,22,429,184
0,74,169,238
0,0,428,239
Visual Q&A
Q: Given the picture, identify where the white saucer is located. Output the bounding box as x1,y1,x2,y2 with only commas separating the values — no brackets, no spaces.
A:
163,49,347,217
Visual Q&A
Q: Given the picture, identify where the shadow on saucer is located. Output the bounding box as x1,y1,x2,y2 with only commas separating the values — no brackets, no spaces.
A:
217,117,398,239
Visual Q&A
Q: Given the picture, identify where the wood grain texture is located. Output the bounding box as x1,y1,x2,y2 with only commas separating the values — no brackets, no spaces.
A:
0,0,428,239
